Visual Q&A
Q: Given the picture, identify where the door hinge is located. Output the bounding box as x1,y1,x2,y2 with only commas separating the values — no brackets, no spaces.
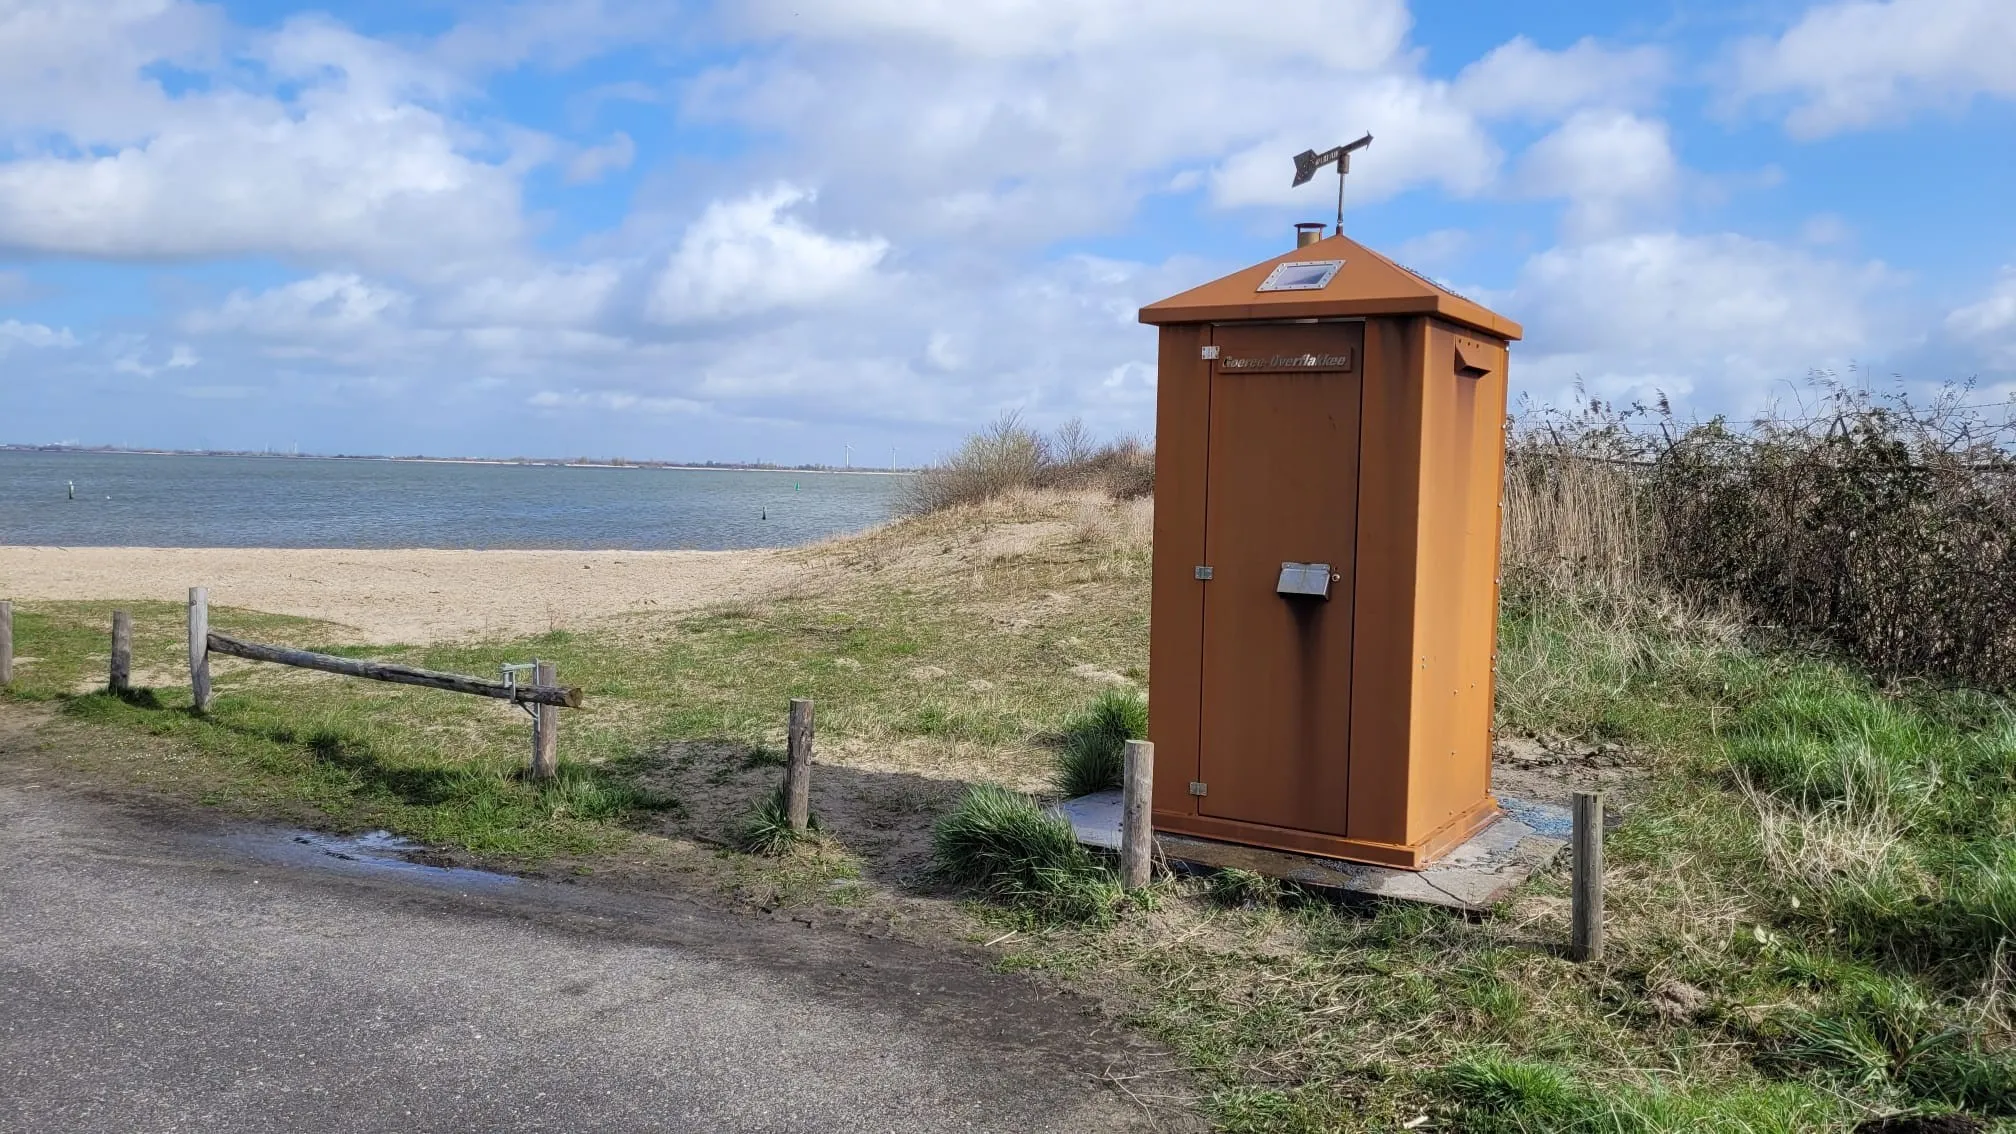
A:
1189,781,1208,797
1200,345,1220,360
1194,565,1213,580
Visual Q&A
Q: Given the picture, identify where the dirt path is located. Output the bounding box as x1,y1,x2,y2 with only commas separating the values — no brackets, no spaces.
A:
0,545,801,643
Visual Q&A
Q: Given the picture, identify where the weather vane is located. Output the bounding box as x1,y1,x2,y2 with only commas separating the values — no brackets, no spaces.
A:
1291,133,1373,237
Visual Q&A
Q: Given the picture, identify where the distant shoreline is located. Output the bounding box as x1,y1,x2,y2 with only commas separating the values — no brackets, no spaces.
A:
0,445,913,477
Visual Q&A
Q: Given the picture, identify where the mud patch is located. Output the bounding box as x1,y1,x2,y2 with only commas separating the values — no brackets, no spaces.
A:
1493,734,1642,808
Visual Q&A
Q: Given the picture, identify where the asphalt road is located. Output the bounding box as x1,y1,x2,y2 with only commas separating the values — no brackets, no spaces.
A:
0,779,1184,1133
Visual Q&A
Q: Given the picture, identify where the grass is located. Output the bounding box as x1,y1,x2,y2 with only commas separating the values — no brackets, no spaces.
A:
1204,867,1287,909
733,784,817,855
1052,686,1147,797
931,783,1128,924
1437,1054,1840,1133
6,494,2015,1131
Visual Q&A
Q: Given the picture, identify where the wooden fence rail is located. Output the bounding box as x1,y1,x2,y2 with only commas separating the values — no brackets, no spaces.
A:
205,632,583,707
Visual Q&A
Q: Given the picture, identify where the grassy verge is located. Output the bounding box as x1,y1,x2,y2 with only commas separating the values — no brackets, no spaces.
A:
3,494,2011,1131
1075,584,2014,1131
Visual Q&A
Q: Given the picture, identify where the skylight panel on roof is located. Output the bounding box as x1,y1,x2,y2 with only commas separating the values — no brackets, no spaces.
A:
1256,260,1343,292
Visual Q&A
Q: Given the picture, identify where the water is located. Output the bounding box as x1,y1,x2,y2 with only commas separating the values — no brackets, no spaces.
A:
213,827,521,890
0,450,903,550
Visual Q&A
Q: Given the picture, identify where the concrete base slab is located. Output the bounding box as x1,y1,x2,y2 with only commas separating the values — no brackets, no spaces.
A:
1053,792,1570,912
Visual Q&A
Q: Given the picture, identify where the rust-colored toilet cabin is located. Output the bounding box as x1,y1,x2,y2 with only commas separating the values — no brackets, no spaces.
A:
1139,231,1523,869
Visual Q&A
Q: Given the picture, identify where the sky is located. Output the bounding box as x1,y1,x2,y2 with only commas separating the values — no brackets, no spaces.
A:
2,0,2014,465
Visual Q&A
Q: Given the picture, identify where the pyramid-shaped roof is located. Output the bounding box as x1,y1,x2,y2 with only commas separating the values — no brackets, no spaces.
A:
1139,232,1521,341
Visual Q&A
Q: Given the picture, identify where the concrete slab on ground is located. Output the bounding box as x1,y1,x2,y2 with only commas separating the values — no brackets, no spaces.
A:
1054,791,1568,912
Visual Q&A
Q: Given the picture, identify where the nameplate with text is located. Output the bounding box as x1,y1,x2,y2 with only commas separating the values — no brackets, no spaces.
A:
1216,349,1354,373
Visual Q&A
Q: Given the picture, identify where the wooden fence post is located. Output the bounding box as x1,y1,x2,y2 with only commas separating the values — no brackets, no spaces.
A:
1121,739,1155,890
110,610,133,695
531,659,558,779
1571,790,1605,963
0,600,12,687
188,588,211,713
785,698,814,832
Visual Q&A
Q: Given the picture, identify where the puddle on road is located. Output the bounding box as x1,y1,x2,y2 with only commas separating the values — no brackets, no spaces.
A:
226,828,521,890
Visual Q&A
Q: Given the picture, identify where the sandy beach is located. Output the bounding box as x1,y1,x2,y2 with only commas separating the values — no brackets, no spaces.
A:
0,545,797,643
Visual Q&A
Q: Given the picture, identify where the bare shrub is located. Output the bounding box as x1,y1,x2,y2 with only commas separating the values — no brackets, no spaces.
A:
1507,381,2016,690
900,414,1050,515
900,414,1153,515
1651,385,2016,688
1050,434,1155,501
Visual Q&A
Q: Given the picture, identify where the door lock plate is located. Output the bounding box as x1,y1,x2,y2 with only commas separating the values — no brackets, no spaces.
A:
1194,565,1213,580
1189,781,1208,797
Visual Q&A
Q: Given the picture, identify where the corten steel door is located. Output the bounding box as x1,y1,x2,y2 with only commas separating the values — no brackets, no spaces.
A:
1196,321,1363,836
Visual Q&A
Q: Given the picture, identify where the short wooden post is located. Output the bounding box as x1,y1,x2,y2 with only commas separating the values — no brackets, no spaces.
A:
785,698,814,832
531,659,558,779
1571,790,1605,963
0,600,13,687
1120,739,1154,890
109,610,133,695
188,587,212,713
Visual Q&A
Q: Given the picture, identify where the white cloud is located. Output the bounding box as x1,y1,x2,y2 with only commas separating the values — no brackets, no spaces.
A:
433,263,625,327
1519,110,1678,238
1454,36,1668,121
1206,75,1501,210
187,274,413,339
1948,270,2016,338
107,332,201,377
528,389,708,415
1946,269,2016,371
694,0,1494,245
0,101,523,269
647,185,889,324
0,319,78,353
432,0,682,74
565,132,635,185
734,0,1413,68
0,0,221,146
1507,232,1902,410
0,5,527,272
1733,0,2016,137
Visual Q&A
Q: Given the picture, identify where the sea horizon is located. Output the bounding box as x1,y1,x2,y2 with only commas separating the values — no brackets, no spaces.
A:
0,449,906,552
1,442,912,476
